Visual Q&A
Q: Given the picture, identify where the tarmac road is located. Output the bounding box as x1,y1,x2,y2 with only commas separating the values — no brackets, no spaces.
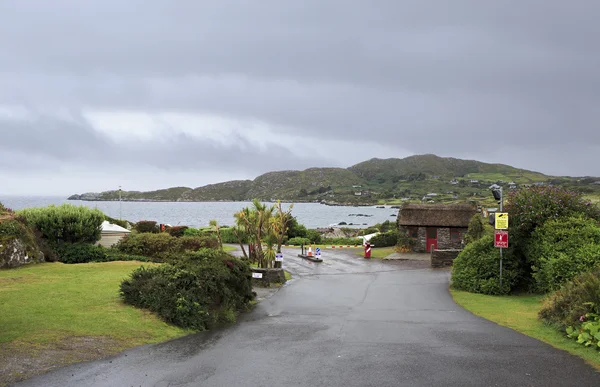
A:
13,248,600,386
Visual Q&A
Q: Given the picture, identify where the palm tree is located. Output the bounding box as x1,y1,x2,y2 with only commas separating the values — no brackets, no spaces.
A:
209,219,222,249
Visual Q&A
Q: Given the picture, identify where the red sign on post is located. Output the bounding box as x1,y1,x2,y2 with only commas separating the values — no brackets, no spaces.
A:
495,230,509,248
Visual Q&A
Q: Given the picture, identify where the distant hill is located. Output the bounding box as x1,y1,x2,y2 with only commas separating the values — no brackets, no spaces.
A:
349,154,548,183
68,154,600,206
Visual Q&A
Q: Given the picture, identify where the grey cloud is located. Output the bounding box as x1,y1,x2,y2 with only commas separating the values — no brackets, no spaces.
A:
0,113,333,177
0,0,599,187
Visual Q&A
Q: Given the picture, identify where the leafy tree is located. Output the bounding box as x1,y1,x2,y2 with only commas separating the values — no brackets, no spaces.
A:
464,214,490,245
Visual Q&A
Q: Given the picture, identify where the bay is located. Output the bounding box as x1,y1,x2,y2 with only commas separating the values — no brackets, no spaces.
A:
0,196,399,229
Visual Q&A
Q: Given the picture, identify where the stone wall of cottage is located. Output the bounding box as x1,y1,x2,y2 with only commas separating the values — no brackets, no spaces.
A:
430,249,462,268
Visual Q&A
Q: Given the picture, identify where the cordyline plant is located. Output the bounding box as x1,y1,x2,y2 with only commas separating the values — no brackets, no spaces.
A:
233,199,293,268
504,186,600,250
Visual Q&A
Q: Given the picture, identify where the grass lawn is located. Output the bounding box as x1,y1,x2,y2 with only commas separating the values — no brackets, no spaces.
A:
450,289,600,370
0,262,190,346
222,245,237,252
0,261,191,385
354,246,397,259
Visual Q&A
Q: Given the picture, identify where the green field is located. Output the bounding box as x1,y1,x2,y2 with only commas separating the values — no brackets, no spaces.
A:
451,290,600,370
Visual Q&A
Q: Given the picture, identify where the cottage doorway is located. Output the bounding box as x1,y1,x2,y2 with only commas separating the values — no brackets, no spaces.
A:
426,227,438,252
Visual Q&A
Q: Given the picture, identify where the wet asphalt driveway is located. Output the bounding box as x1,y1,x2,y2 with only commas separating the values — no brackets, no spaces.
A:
14,248,600,386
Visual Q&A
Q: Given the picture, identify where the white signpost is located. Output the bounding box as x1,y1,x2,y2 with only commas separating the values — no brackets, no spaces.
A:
275,253,283,262
315,247,321,259
252,272,263,279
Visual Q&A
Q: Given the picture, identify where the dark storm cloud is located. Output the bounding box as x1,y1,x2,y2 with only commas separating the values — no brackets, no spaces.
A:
0,0,599,179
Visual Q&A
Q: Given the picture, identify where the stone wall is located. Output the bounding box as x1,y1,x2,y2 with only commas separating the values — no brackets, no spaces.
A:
432,227,469,250
250,267,286,287
430,249,462,268
0,238,45,269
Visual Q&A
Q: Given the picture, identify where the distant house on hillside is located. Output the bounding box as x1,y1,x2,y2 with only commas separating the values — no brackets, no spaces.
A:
397,203,477,252
450,179,459,185
97,221,131,248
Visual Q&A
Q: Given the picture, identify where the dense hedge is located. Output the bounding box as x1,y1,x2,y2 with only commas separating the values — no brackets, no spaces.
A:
54,243,107,264
451,235,520,295
17,204,104,244
370,230,399,247
114,232,219,258
526,216,600,293
134,220,159,233
287,237,311,246
52,243,153,264
119,250,254,330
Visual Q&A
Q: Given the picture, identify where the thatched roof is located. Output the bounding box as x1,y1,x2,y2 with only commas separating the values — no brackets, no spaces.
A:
398,203,477,227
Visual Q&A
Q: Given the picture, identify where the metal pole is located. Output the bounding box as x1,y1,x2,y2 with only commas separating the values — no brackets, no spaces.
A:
499,187,503,289
119,185,122,220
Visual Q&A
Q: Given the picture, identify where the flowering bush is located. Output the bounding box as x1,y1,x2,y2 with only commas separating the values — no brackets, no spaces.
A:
539,268,600,329
566,312,600,350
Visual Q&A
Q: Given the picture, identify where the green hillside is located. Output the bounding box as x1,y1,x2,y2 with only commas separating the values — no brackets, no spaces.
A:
349,154,547,183
67,154,600,207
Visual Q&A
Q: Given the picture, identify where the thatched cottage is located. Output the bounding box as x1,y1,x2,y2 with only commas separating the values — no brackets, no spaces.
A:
397,203,477,252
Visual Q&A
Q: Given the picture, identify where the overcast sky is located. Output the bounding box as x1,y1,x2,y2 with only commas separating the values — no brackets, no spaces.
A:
1,0,599,196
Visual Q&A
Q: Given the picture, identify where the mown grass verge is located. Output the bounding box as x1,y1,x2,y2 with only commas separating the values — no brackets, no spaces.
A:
0,262,191,385
450,289,600,370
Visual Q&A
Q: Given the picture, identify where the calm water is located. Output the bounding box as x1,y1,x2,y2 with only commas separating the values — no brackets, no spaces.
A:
0,196,399,229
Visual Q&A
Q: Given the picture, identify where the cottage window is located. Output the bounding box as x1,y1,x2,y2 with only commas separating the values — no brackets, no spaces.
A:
407,227,418,238
450,229,461,240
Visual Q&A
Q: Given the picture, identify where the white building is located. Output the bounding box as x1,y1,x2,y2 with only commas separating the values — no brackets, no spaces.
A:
97,221,131,248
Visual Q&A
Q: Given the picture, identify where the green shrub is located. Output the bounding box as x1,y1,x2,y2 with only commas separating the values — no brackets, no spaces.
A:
286,217,307,239
287,237,311,246
115,232,218,258
178,235,219,251
451,235,520,295
104,249,152,262
54,243,107,264
464,214,490,245
220,227,242,243
396,231,416,251
526,216,600,293
539,269,600,329
134,220,159,233
166,226,188,237
17,204,104,244
322,237,362,246
505,186,600,253
183,227,202,236
565,313,600,350
378,220,396,233
119,250,254,330
370,230,398,247
305,229,322,244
